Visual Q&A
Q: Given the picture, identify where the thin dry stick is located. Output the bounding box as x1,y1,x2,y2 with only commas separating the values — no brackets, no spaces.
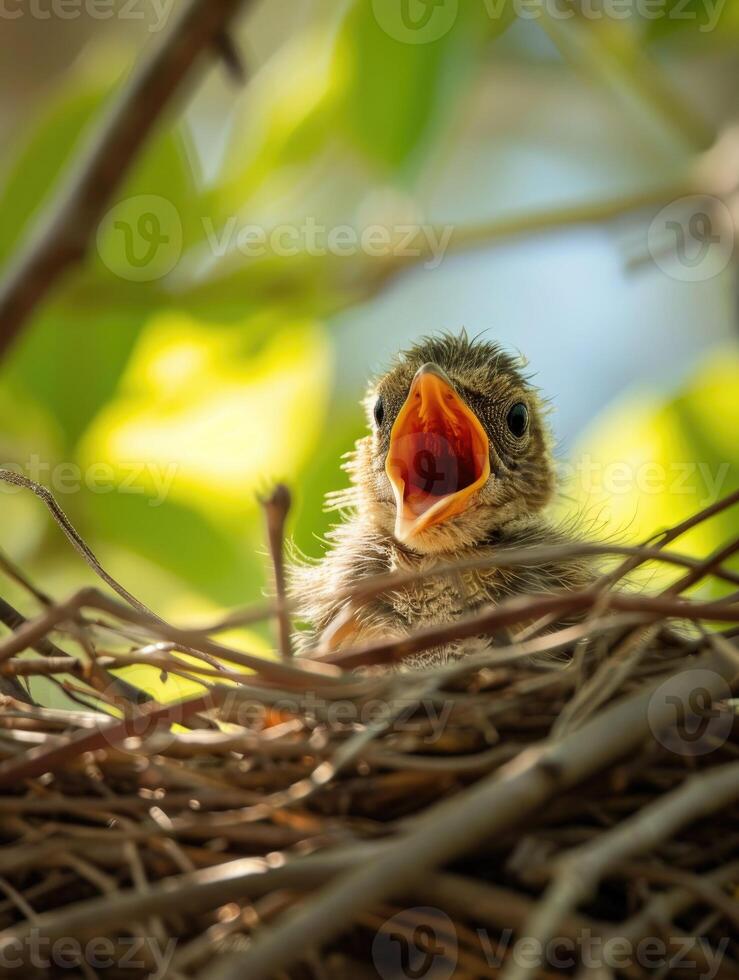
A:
241,675,442,817
0,844,385,947
0,685,229,789
502,762,739,980
315,588,739,670
604,487,739,590
0,0,252,358
0,471,162,620
260,485,293,660
521,487,739,641
331,539,739,611
115,529,739,641
555,530,739,733
615,861,739,952
0,587,341,683
197,644,739,979
0,548,52,606
614,862,739,930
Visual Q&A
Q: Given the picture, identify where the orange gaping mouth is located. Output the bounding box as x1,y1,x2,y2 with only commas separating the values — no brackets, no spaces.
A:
385,362,490,542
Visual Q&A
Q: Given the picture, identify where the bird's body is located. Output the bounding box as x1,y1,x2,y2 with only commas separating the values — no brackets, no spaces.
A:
292,333,594,667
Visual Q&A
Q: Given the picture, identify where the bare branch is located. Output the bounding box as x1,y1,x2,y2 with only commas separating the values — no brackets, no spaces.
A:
0,0,252,358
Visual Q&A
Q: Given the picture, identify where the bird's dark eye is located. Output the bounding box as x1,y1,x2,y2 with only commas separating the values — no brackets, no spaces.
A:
506,402,528,438
373,396,385,427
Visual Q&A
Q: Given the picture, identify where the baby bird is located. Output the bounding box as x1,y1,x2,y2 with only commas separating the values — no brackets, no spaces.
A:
292,333,593,668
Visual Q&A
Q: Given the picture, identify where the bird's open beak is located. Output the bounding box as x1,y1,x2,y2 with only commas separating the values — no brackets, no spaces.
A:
385,363,490,542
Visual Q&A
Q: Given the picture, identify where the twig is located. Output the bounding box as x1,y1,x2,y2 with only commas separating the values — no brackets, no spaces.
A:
0,591,149,706
0,0,252,358
199,644,738,979
614,862,739,930
314,588,739,670
260,485,293,660
0,548,52,606
0,588,343,689
213,29,247,83
0,686,219,789
615,861,739,953
0,471,159,619
332,539,739,609
502,763,739,980
0,844,384,947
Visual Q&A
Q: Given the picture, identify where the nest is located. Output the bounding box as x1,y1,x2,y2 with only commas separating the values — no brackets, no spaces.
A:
0,486,737,980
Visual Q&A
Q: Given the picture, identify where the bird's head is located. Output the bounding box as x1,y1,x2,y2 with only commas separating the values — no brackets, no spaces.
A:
348,333,556,554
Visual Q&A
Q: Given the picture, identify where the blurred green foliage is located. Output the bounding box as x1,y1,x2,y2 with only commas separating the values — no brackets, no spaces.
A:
0,0,736,708
561,348,739,597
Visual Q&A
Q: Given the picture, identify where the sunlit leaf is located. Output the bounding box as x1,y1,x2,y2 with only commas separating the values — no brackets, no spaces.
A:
561,346,739,594
6,307,148,451
212,27,345,217
78,312,333,522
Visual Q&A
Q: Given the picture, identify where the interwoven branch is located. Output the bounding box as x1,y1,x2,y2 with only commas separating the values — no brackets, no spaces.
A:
0,489,736,979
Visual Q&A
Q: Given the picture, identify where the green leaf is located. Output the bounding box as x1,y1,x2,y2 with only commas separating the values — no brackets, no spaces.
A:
0,66,208,449
561,346,739,598
340,0,513,175
5,306,148,451
78,312,333,523
0,85,109,267
210,28,343,220
83,490,263,606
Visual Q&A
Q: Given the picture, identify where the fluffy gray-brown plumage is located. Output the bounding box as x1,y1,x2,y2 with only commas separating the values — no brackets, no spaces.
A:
292,332,594,668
